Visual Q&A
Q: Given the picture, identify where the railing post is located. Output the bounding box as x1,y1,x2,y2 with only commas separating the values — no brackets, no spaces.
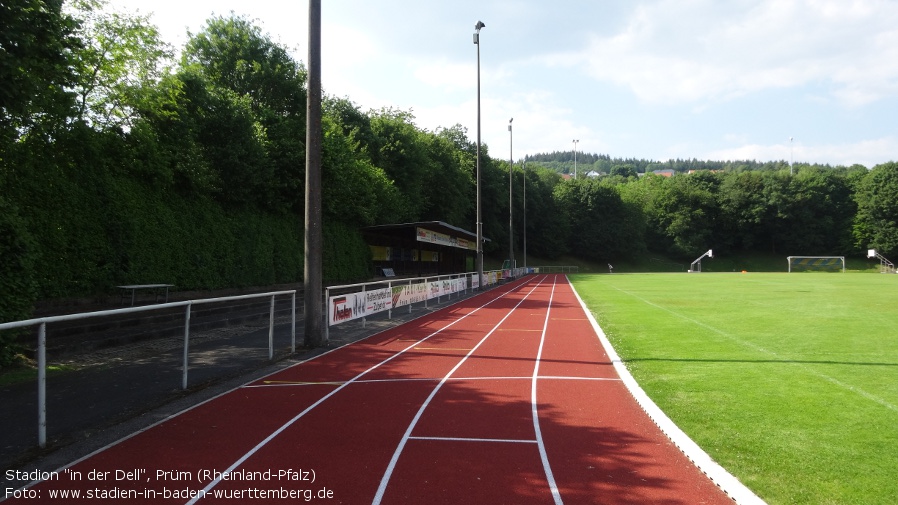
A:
38,322,47,448
182,303,191,390
268,295,275,360
291,292,296,353
388,281,393,320
322,288,331,344
362,284,367,328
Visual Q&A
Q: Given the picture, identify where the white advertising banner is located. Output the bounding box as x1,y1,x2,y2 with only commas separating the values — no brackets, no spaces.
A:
391,282,429,309
329,288,393,326
329,277,470,327
416,227,477,250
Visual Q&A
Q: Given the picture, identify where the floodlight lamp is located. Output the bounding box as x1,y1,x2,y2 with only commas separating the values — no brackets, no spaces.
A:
475,21,485,31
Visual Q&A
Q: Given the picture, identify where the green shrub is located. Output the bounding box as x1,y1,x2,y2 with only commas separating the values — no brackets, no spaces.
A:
0,197,38,367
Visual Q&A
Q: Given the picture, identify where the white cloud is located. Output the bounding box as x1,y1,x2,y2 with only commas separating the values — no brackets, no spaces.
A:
705,136,898,167
413,61,476,92
563,0,898,107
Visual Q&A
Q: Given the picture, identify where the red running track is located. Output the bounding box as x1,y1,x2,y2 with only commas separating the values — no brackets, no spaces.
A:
4,275,735,504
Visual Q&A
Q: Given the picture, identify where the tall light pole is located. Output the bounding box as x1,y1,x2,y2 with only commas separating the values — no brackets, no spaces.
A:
572,139,579,179
508,117,514,270
474,21,485,289
522,160,527,269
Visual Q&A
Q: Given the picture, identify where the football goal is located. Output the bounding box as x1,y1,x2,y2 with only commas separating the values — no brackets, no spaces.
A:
787,256,845,272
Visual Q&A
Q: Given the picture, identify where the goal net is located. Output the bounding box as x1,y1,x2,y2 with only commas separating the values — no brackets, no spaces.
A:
787,256,845,272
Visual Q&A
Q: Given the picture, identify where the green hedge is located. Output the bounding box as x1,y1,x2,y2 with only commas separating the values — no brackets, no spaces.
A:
3,151,371,302
0,196,39,366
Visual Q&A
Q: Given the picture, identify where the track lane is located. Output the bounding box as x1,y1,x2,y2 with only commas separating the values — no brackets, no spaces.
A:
371,276,552,504
537,276,733,504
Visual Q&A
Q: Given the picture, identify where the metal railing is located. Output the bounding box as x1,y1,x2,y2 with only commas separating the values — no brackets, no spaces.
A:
0,290,296,448
529,265,580,273
323,269,526,341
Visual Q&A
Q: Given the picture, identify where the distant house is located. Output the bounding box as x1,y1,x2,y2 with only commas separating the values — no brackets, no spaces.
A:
652,169,676,177
586,170,601,178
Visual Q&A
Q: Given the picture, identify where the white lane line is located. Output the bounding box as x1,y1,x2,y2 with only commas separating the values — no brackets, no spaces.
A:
245,375,622,387
183,277,538,505
408,436,538,444
531,275,564,505
371,276,549,505
408,437,536,444
536,376,620,381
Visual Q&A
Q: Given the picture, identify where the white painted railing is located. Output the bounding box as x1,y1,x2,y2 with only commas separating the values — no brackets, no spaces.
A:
323,269,526,341
0,290,296,448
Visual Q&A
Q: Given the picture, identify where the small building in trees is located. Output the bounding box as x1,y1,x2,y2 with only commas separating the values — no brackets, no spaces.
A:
361,221,484,277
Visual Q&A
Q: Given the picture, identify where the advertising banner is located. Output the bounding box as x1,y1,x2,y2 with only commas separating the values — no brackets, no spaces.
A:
391,282,428,309
330,277,470,327
416,227,476,251
329,288,392,326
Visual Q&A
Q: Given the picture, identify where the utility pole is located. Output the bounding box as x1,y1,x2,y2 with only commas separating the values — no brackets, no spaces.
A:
304,0,323,347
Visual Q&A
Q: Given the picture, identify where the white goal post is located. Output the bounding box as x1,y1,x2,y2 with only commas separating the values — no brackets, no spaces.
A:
786,256,845,273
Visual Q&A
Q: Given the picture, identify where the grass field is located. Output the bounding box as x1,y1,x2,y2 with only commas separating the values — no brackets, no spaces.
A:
569,272,898,505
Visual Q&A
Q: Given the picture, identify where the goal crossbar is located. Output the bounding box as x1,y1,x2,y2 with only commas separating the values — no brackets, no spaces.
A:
787,256,845,273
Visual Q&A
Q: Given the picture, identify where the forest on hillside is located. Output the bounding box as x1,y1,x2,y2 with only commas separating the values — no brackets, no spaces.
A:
524,151,869,177
3,1,898,365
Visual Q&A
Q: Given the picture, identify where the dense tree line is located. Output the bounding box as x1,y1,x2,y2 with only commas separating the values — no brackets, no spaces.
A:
0,3,518,336
525,151,869,177
2,2,898,365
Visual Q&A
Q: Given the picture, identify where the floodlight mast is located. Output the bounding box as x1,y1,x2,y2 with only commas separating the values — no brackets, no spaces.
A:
474,20,485,290
508,117,514,273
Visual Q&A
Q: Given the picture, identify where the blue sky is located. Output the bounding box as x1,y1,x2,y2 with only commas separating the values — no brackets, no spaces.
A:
110,0,898,168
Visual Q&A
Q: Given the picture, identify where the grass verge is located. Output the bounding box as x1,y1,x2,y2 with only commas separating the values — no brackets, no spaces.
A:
0,358,75,387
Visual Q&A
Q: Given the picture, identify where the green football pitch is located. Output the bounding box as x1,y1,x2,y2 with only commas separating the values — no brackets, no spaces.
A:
569,272,898,505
